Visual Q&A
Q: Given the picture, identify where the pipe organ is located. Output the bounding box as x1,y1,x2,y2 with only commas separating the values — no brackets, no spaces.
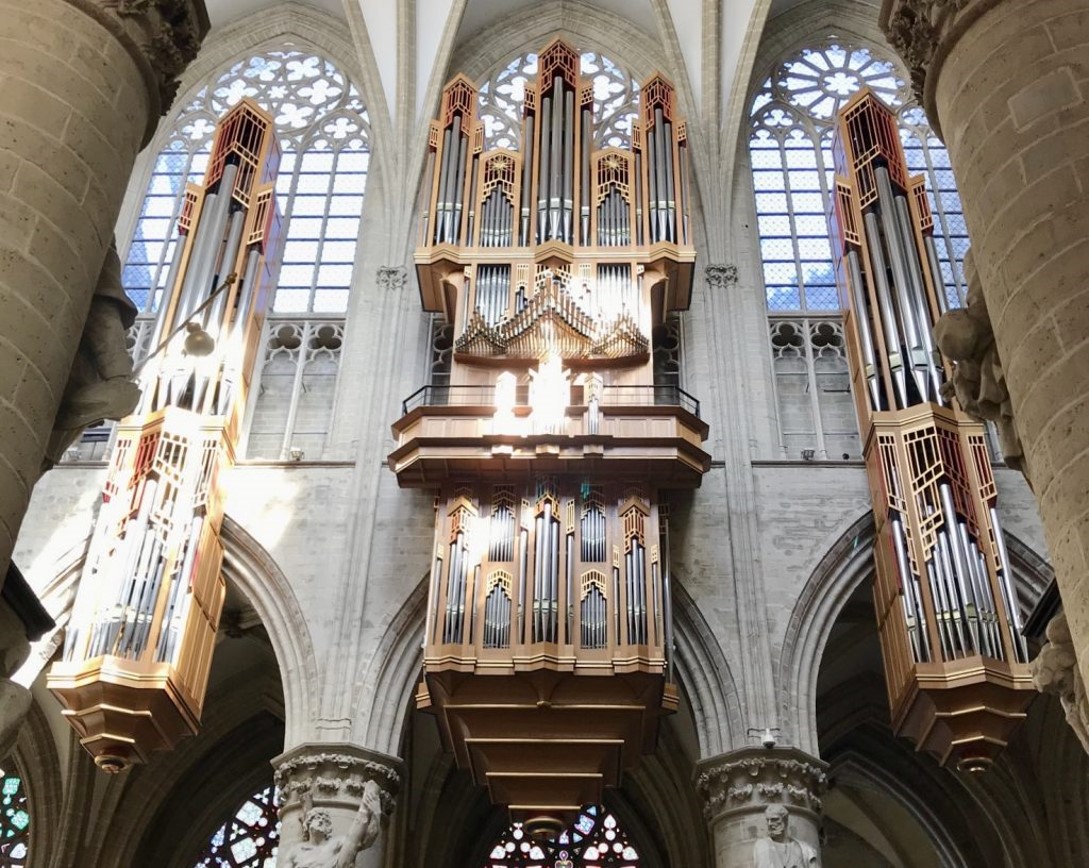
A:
48,100,281,772
397,40,707,830
830,90,1033,771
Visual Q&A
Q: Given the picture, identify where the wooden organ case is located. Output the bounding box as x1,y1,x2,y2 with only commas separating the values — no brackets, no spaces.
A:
395,40,709,828
830,90,1034,771
48,99,282,772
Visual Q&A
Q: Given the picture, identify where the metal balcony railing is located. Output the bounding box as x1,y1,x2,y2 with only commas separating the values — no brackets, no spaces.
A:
400,382,701,418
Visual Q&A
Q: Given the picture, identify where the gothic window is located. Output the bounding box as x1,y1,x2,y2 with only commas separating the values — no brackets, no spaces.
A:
123,48,370,316
193,784,279,868
749,38,970,459
0,766,29,868
478,52,640,150
484,805,640,867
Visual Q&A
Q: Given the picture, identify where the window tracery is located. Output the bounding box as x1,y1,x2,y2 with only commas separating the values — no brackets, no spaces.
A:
123,47,370,316
484,805,639,867
750,38,970,459
0,767,28,868
193,784,279,868
478,52,640,150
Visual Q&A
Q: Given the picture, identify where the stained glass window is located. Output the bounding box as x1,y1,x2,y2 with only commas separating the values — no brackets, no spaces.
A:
479,52,639,150
193,785,280,868
0,767,28,868
484,805,639,867
124,48,370,315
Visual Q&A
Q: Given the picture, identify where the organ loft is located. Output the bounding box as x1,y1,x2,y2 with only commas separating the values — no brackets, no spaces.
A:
393,38,708,833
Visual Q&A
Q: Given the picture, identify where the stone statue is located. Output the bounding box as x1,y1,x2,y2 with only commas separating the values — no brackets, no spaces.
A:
932,248,1025,473
753,805,819,868
1031,612,1089,754
284,780,383,868
44,241,141,469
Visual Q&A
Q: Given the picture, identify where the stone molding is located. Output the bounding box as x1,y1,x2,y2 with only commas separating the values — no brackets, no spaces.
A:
376,266,408,292
696,747,828,821
273,743,403,816
879,0,1003,136
68,0,211,142
705,264,739,289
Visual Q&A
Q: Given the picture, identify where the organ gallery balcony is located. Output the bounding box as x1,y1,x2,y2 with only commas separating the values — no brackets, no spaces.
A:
388,381,710,488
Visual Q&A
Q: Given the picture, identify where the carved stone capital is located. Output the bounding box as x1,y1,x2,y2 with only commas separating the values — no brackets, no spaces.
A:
1032,613,1089,755
696,747,828,822
273,743,402,818
879,0,999,136
705,264,739,290
69,0,210,142
376,266,408,292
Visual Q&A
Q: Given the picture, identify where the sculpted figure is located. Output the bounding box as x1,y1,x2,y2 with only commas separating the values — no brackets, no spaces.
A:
44,241,141,469
932,249,1024,473
753,805,819,868
1031,613,1089,754
284,780,383,868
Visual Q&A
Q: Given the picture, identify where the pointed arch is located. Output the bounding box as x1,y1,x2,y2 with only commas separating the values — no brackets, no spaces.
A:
220,516,318,746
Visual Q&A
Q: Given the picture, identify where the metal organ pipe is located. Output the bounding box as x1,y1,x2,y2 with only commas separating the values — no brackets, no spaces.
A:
563,87,575,243
537,90,552,243
521,113,535,245
549,76,564,241
989,507,1029,662
862,210,909,409
580,103,591,245
894,196,943,404
875,167,928,403
653,107,667,243
452,120,468,243
663,116,676,243
436,124,454,244
846,249,883,410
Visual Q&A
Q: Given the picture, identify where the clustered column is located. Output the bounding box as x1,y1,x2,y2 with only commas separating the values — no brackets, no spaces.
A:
274,743,402,866
881,0,1089,704
0,0,209,581
697,746,827,868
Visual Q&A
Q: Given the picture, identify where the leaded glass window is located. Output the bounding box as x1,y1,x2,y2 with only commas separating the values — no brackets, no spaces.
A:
749,38,970,459
123,48,370,315
484,805,639,867
0,767,28,868
479,53,639,150
193,784,279,868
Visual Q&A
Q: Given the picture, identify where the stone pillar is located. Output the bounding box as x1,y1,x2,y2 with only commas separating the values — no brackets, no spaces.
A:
0,0,209,582
273,743,402,865
697,747,827,868
880,0,1089,702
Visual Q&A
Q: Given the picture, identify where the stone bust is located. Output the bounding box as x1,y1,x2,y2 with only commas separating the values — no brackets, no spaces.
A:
284,780,382,868
753,804,819,868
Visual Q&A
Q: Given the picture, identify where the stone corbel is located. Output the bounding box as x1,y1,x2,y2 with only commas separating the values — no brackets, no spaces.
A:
705,264,739,290
377,266,408,292
695,746,827,822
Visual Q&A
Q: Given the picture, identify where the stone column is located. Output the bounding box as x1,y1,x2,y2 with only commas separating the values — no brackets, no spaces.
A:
273,743,402,865
0,0,209,583
880,0,1089,698
697,747,827,868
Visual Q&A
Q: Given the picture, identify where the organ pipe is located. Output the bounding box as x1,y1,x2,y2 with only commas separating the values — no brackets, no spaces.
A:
830,89,1033,771
48,99,282,772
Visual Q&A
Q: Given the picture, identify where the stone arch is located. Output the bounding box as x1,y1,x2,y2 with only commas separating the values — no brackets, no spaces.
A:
220,515,319,746
778,511,1051,756
356,575,428,756
671,579,745,756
